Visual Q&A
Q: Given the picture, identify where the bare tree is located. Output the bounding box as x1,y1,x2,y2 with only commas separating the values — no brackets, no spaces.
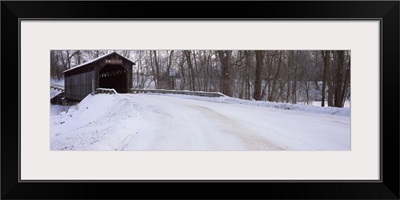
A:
183,50,196,91
341,53,351,107
51,49,350,107
150,50,162,88
165,50,175,89
217,50,233,96
321,50,330,107
269,50,283,102
334,50,345,107
254,50,264,100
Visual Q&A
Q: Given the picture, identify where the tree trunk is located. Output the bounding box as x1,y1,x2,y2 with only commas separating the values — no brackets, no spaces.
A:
193,51,201,90
203,52,210,91
286,51,292,103
244,51,251,99
152,50,161,89
269,50,283,102
166,50,174,89
292,67,297,104
254,50,264,100
278,79,287,102
179,53,186,90
321,50,330,107
149,51,157,88
341,56,351,107
306,82,310,105
334,50,345,107
184,50,196,91
267,51,274,101
286,79,291,103
217,50,232,96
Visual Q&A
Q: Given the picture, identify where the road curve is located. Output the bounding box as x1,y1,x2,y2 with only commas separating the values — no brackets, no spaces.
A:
51,93,350,151
122,94,286,150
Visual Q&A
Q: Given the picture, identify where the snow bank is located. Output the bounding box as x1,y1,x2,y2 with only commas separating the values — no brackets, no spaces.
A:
50,78,64,87
50,88,62,99
122,94,350,150
51,94,143,150
308,100,351,108
50,105,70,116
50,93,350,151
149,93,351,117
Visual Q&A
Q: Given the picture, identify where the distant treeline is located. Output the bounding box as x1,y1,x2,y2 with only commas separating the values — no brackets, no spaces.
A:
51,50,350,107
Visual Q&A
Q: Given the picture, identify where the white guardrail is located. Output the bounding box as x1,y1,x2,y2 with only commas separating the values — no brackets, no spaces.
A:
50,85,65,92
130,88,225,97
96,88,118,94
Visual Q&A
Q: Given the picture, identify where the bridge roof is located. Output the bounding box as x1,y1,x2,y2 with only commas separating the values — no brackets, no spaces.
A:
63,52,135,74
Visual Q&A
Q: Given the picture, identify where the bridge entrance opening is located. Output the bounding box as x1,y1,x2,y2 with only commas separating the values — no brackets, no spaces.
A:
99,65,128,93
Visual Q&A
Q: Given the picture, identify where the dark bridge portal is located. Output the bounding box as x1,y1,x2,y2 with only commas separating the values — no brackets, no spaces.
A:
99,64,127,93
63,52,134,101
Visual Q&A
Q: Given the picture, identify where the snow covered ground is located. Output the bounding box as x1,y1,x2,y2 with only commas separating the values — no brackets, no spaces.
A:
50,79,64,101
50,88,63,99
50,78,64,87
156,93,350,117
307,101,351,108
50,93,351,151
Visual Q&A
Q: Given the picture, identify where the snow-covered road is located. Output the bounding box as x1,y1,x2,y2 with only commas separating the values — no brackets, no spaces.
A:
51,93,350,151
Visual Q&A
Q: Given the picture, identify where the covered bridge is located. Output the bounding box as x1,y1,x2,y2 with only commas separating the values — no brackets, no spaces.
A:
63,52,135,101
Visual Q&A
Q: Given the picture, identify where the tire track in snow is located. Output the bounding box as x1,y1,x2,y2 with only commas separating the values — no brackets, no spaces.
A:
126,94,283,150
123,94,239,150
187,105,283,150
52,93,350,151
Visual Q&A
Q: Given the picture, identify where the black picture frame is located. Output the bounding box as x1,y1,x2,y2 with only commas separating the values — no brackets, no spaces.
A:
2,1,399,199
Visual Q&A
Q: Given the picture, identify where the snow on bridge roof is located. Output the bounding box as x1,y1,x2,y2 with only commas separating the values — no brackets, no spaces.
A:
62,52,135,74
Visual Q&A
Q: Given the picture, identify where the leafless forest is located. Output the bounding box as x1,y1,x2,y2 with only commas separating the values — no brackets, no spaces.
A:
51,50,350,107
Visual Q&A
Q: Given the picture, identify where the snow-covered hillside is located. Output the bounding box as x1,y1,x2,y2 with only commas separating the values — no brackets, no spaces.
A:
156,93,350,116
50,88,62,99
50,93,350,151
50,78,64,87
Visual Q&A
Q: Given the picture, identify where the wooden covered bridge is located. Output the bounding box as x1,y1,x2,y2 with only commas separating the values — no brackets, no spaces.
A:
63,52,135,101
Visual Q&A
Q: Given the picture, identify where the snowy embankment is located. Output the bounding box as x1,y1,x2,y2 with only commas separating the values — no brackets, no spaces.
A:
51,94,143,150
50,88,69,115
51,93,350,151
50,78,64,87
50,88,62,99
50,79,64,102
157,93,350,117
